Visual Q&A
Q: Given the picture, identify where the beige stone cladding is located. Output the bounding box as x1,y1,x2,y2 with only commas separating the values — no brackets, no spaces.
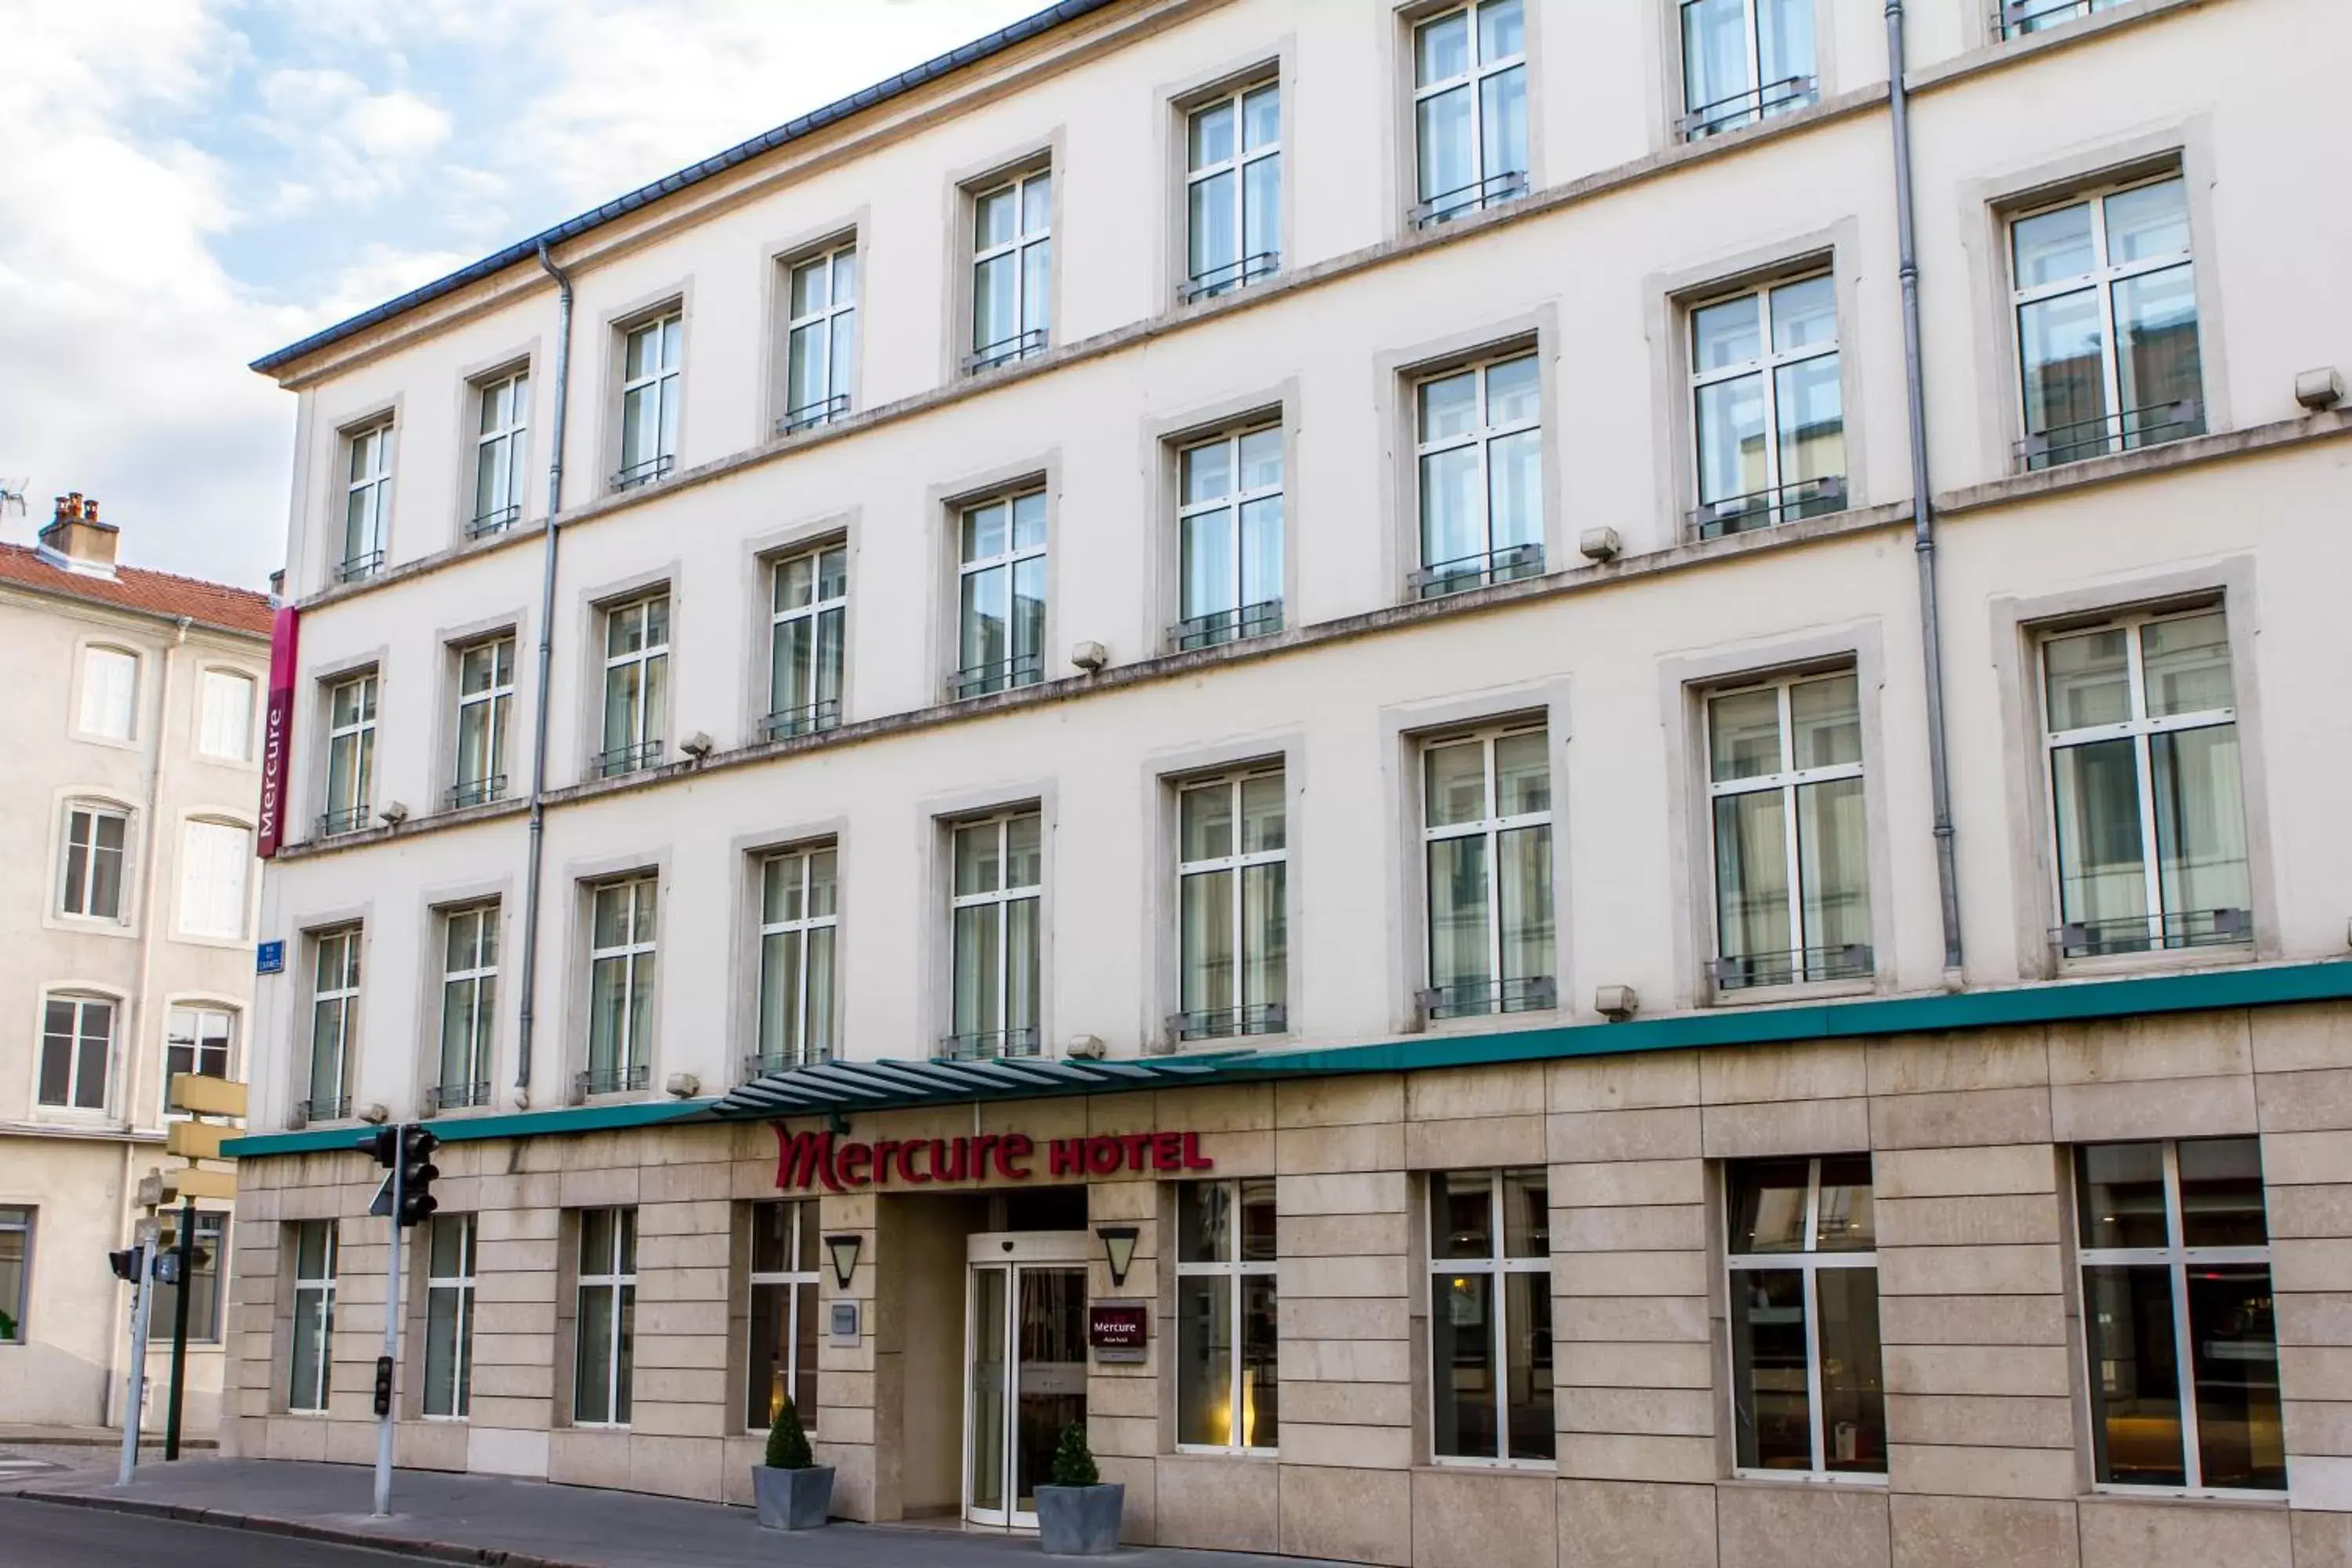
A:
221,1004,2352,1568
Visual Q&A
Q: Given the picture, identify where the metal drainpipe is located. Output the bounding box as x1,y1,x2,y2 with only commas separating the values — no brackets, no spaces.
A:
1886,0,1964,977
515,240,575,1098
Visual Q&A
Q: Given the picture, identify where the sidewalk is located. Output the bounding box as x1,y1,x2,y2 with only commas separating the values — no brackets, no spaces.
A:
0,1423,216,1450
5,1458,1345,1568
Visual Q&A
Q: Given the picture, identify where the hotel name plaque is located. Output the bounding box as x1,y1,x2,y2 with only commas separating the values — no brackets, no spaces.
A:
771,1125,1215,1193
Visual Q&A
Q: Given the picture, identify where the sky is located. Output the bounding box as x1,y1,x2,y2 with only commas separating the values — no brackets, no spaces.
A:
0,0,1044,587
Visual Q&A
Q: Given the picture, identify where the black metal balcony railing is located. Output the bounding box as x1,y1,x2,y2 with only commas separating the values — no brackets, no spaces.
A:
2017,398,2202,470
596,739,666,779
1412,171,1530,230
1181,251,1281,303
336,550,385,584
1171,599,1284,652
610,454,675,491
1679,76,1818,140
2056,907,2249,960
291,1094,350,1127
950,653,1045,701
763,699,842,742
1712,942,1875,993
1689,474,1849,541
575,1063,651,1098
1411,542,1544,600
425,1080,492,1113
446,774,506,811
1168,1004,1289,1044
936,1027,1043,1063
1418,975,1557,1022
466,504,521,539
779,394,851,436
1996,0,2107,37
315,804,372,837
964,329,1049,376
741,1049,833,1082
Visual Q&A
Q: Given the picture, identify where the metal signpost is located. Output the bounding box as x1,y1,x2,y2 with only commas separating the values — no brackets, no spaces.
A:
164,1196,198,1461
112,1225,160,1486
358,1122,438,1519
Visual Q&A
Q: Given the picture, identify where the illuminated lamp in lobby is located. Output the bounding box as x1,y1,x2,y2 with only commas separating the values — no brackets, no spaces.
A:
1096,1225,1140,1288
823,1233,862,1290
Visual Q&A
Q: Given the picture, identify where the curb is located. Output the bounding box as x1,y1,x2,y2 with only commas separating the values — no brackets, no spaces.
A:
14,1488,601,1568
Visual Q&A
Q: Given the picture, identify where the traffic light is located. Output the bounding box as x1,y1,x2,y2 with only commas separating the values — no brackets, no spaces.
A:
397,1126,440,1228
357,1125,399,1167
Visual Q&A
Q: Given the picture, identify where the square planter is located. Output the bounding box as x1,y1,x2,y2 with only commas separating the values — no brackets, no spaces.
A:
752,1464,835,1531
1035,1482,1123,1556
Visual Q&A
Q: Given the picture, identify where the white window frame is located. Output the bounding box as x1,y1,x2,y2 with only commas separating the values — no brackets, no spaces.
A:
946,811,1043,1059
754,846,837,1074
59,801,129,920
1410,0,1531,227
197,667,256,762
1173,768,1287,1042
966,169,1052,372
287,1220,337,1414
1418,723,1555,1020
573,1207,636,1428
1686,272,1846,535
434,903,498,1112
583,877,657,1097
423,1212,477,1420
1174,1178,1279,1454
304,925,361,1123
1182,80,1281,300
1173,423,1285,649
1428,1168,1552,1466
615,312,681,489
743,1199,822,1434
36,993,114,1112
0,1206,31,1345
781,243,857,434
78,644,138,741
1678,0,1820,140
953,490,1047,698
597,595,669,778
470,368,530,537
2074,1138,2283,1500
452,635,515,808
1410,350,1544,597
340,422,394,581
2038,606,2245,958
321,672,378,836
163,1004,235,1116
766,542,848,738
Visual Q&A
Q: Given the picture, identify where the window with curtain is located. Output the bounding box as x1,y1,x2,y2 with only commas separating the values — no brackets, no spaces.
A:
754,845,837,1074
1174,423,1283,651
1173,769,1287,1042
340,422,394,580
287,1221,337,1412
574,1207,637,1426
452,634,515,808
616,314,681,488
782,244,856,433
321,671,377,835
1411,0,1527,226
435,903,497,1111
968,170,1051,372
1421,724,1553,1020
423,1214,477,1419
470,368,529,535
585,877,657,1096
946,811,1041,1060
598,595,669,778
305,926,361,1123
1184,80,1280,298
1413,351,1543,597
1679,0,1817,140
1688,273,1846,537
767,543,847,738
953,492,1047,698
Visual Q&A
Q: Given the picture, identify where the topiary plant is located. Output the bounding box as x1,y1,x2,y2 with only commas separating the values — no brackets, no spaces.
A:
1047,1421,1099,1488
765,1396,815,1471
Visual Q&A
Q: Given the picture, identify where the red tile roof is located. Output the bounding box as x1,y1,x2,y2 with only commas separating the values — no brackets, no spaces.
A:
0,543,274,638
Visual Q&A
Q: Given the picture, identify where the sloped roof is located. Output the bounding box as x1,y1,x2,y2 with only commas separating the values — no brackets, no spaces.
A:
0,543,273,638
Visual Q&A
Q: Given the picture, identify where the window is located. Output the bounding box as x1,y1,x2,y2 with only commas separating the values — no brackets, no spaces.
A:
753,847,836,1075
1429,1169,1552,1461
59,803,128,919
1420,725,1553,1020
574,1207,637,1426
1174,425,1283,650
767,544,846,738
0,1208,27,1344
584,877,656,1096
177,818,252,941
1176,1179,1279,1450
198,669,256,760
152,1211,227,1344
2075,1138,2282,1494
434,904,497,1112
745,1200,820,1431
782,244,856,433
36,995,112,1111
340,423,394,581
953,491,1046,698
452,635,515,808
1726,1156,1884,1477
598,594,669,778
1184,82,1280,299
1412,1,1528,226
423,1213,477,1419
79,645,137,740
303,926,361,1123
287,1221,336,1411
1689,274,1845,538
2042,608,2247,958
1999,0,2126,38
470,369,530,536
968,170,1051,372
165,1005,234,1088
1706,670,1871,989
1412,351,1543,597
1172,770,1287,1042
615,312,681,488
1680,0,1817,140
946,811,1041,1060
321,672,377,836
2011,173,2203,469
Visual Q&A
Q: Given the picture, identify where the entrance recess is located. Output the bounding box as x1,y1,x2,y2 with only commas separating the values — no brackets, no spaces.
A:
964,1232,1087,1527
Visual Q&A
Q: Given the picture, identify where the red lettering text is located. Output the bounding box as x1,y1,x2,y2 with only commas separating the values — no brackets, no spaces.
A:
996,1133,1035,1178
837,1143,872,1187
1050,1138,1084,1177
1181,1131,1213,1170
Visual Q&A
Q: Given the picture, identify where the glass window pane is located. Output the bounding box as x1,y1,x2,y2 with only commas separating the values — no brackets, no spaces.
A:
1243,154,1279,263
2188,1264,2285,1490
1716,791,1791,968
2014,201,2096,288
1416,11,1470,85
1796,776,1870,957
2142,614,2232,717
1189,169,1237,282
2151,725,2248,930
1486,356,1541,427
1683,0,1749,125
1419,446,1483,567
1791,675,1860,768
1757,0,1816,100
2178,1137,2268,1248
1427,837,1491,993
1815,1156,1875,1250
1494,732,1548,815
747,1279,787,1429
1022,241,1051,336
1181,782,1234,862
1240,496,1283,610
1730,1269,1811,1468
1240,862,1286,1011
975,186,1015,249
1487,429,1541,552
2044,629,2132,731
2078,1143,2173,1250
1501,1169,1548,1258
2052,738,2149,931
1425,739,1487,828
1181,869,1236,1016
1730,1161,1812,1254
1777,354,1846,487
1176,1274,1233,1445
1771,277,1838,353
1005,814,1042,888
1021,173,1051,236
1504,1269,1554,1461
1417,86,1474,206
1817,1267,1885,1472
962,500,1007,564
1188,101,1235,171
1179,1180,1232,1263
1240,775,1284,852
2114,264,2201,427
1181,440,1232,506
972,253,1015,352
576,1284,614,1423
1240,1272,1279,1447
2085,1262,2187,1486
790,257,826,318
1011,492,1047,551
1242,85,1279,151
1497,824,1552,983
1181,507,1236,621
1479,0,1525,60
1240,1177,1278,1262
954,823,1000,896
2019,289,2108,451
1236,427,1282,491
1696,374,1768,505
1011,898,1047,1032
1480,64,1527,180
1431,1270,1496,1458
1693,295,1761,374
2105,179,2190,265
1430,1171,1494,1261
1419,369,1479,443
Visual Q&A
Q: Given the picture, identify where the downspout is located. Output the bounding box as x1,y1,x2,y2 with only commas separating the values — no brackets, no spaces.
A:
1886,0,1964,978
515,240,575,1100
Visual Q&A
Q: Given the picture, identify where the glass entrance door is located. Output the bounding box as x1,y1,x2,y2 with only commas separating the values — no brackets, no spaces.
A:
966,1257,1087,1527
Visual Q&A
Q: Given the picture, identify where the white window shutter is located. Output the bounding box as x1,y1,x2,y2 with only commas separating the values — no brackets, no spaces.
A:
200,671,256,760
180,820,251,940
81,648,136,739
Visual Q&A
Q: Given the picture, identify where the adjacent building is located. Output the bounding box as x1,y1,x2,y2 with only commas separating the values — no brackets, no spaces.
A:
227,2,2352,1566
0,494,270,1427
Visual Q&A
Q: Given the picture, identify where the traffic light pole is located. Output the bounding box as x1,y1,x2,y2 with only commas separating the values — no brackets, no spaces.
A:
116,1241,154,1487
373,1142,404,1519
164,1196,195,1461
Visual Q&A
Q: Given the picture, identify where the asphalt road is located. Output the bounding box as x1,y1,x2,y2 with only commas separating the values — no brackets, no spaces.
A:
0,1496,416,1566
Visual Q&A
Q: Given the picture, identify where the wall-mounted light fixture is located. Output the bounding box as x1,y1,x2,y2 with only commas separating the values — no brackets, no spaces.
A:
823,1232,862,1290
1097,1224,1140,1288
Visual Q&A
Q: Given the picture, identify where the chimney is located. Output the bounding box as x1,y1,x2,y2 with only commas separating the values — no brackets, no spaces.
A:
39,492,120,577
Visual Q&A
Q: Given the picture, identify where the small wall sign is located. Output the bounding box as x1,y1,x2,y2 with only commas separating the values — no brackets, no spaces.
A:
256,940,286,975
1088,1301,1148,1363
827,1300,861,1347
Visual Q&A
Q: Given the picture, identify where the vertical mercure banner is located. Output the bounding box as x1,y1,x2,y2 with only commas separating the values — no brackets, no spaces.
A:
256,605,299,858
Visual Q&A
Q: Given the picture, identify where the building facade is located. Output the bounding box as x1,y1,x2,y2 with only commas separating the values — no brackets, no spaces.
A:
0,495,270,1427
227,2,2352,1565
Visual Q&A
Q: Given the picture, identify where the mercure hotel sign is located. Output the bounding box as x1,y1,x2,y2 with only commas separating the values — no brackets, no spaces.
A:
772,1124,1215,1192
